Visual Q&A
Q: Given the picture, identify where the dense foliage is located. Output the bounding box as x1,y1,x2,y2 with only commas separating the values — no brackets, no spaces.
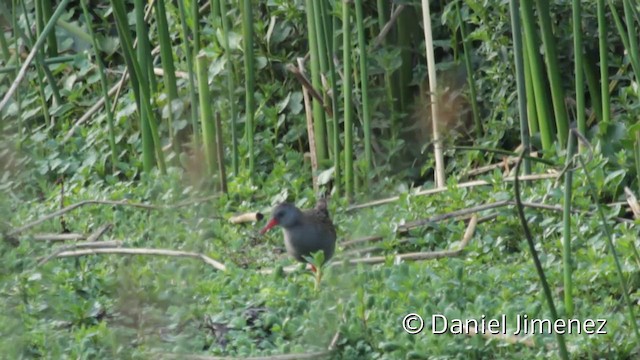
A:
1,0,639,358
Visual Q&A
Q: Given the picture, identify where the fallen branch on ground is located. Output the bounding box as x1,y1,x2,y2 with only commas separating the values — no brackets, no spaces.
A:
342,199,632,249
229,212,264,224
38,240,122,266
347,173,559,212
51,247,227,272
341,215,477,265
30,233,86,241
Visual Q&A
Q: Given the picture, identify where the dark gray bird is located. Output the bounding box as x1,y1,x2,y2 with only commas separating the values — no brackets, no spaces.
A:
260,199,336,271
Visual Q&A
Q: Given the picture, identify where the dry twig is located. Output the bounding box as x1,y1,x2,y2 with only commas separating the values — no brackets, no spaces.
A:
347,173,560,212
52,247,227,271
341,215,477,265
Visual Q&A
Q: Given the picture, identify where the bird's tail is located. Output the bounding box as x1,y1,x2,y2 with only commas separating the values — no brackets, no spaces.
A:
315,197,328,213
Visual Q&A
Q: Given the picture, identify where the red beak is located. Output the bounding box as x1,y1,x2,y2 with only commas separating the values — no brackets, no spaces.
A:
260,218,279,234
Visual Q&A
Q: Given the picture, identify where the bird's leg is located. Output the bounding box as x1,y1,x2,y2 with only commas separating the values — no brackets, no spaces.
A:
313,265,323,291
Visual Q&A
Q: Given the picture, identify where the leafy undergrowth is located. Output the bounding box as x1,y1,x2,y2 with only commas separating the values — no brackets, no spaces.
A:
1,153,638,359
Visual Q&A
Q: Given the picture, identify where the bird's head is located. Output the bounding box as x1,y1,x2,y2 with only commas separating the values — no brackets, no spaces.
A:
259,202,301,234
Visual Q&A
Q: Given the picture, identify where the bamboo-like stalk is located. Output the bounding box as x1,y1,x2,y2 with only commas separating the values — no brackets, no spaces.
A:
135,0,156,172
40,0,57,57
176,0,200,148
397,7,412,114
209,0,221,27
573,0,585,154
80,0,117,174
620,0,640,76
596,0,610,125
583,55,602,124
522,43,539,134
562,132,576,316
535,0,569,147
520,0,554,152
376,0,396,140
619,0,640,194
21,0,62,112
343,0,354,200
456,0,482,138
219,0,239,176
305,0,328,164
22,15,52,126
155,0,181,155
191,0,201,53
241,0,256,177
508,0,530,174
112,0,166,173
299,59,319,193
196,54,218,177
420,0,445,187
0,0,72,111
354,0,372,176
319,0,340,193
312,0,332,155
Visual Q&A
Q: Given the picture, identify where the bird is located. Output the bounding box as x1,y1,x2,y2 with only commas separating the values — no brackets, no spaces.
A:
260,198,336,273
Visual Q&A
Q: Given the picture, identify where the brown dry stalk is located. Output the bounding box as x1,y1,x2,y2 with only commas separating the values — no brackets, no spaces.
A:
52,248,226,272
347,173,560,212
342,215,477,265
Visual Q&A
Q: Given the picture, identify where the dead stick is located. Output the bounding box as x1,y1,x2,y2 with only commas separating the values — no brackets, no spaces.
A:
464,152,538,177
38,240,122,266
287,63,332,117
53,247,227,272
298,58,319,193
30,233,86,241
343,199,632,248
229,212,264,224
347,173,560,212
86,223,113,242
372,4,406,48
398,201,509,232
340,215,477,266
342,214,496,256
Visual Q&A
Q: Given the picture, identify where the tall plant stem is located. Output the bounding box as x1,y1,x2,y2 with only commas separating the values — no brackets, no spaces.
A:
355,0,372,177
305,0,328,164
508,0,530,174
220,0,239,176
241,0,256,178
343,0,354,200
420,0,445,187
